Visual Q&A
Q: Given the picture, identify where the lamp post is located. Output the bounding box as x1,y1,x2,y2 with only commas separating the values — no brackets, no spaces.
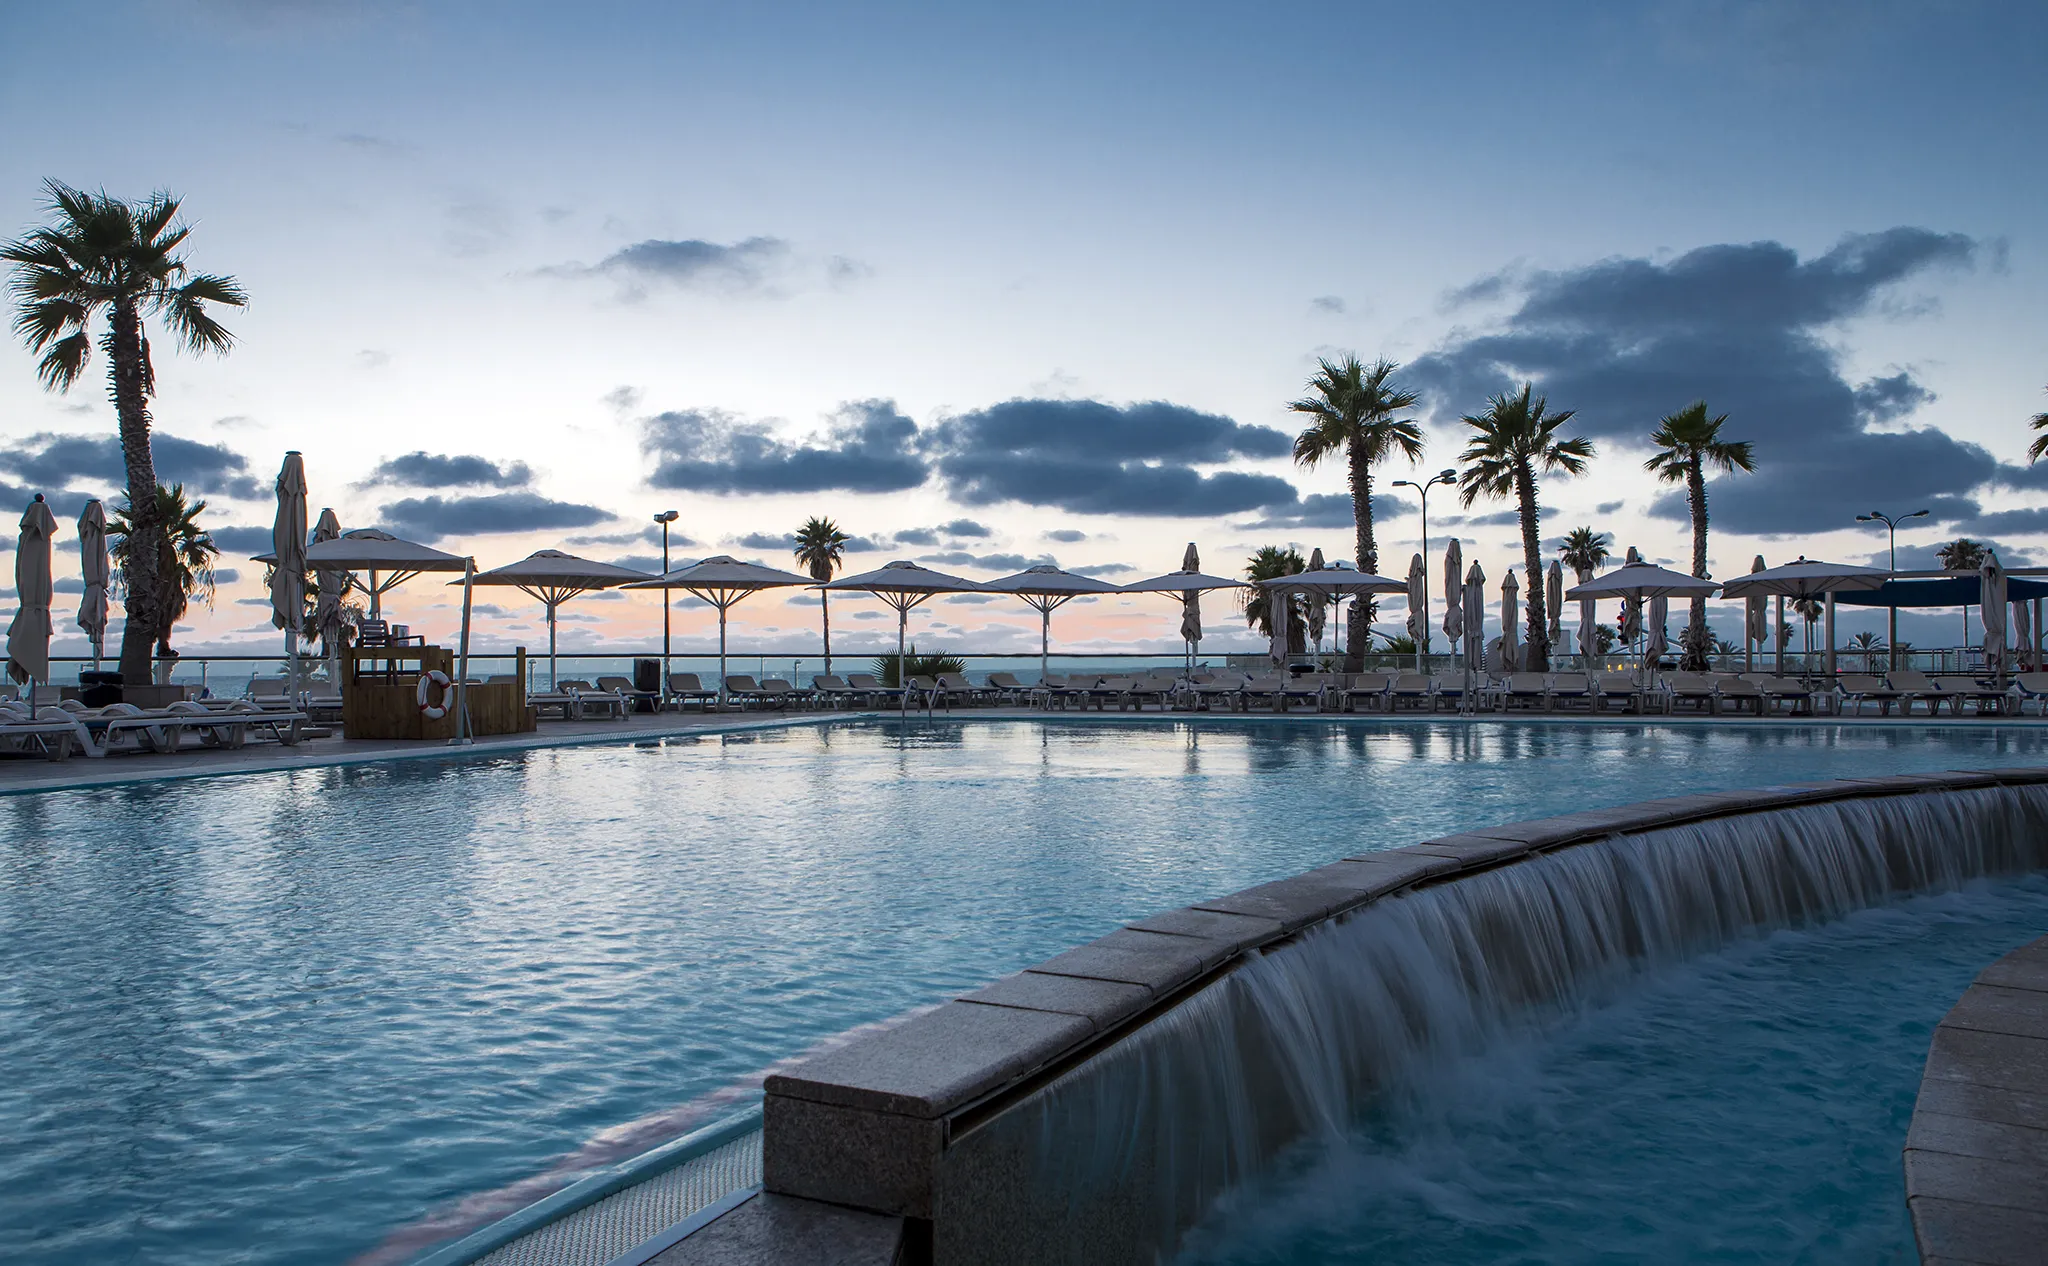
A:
1392,468,1459,669
1856,507,1927,668
654,510,679,699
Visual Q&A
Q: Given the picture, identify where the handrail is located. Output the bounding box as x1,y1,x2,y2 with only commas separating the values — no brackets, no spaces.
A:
406,1105,763,1266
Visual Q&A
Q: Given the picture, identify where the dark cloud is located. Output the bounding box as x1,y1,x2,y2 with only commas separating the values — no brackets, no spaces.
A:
643,400,926,495
938,518,992,538
214,567,241,585
928,398,1294,517
210,525,276,555
892,528,938,547
567,525,697,549
545,236,790,296
1595,500,1626,514
1951,508,2048,538
1311,295,1346,315
0,430,266,501
916,550,1053,572
363,451,532,489
842,534,889,552
728,531,792,551
53,576,83,594
1071,562,1135,577
1044,529,1088,543
1408,229,1984,535
1444,507,1558,528
1879,540,2037,570
378,491,611,541
607,553,665,573
1234,493,1407,533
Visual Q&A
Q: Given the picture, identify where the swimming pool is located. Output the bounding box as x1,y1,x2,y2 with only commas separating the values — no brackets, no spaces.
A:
3,718,2045,1265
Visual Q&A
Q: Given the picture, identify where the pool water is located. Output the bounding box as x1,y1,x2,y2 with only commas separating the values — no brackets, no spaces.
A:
1176,875,2048,1265
3,719,2045,1265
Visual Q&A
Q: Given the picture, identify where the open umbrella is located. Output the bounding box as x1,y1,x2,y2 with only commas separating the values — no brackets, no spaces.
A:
1719,556,1887,679
1982,553,2008,680
1501,569,1520,671
7,495,58,687
626,555,812,706
980,564,1120,682
1123,553,1248,674
311,509,346,679
1566,559,1718,678
471,550,654,689
1744,555,1768,674
270,453,309,700
1257,562,1407,663
1405,554,1426,668
1546,558,1563,649
76,500,109,670
821,560,983,701
1442,538,1463,664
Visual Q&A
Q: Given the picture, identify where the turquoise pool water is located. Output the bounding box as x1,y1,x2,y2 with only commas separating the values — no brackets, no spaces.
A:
1177,874,2048,1265
3,718,2045,1265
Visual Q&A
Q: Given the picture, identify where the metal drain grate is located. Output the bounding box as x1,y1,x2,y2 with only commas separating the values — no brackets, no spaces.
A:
472,1128,761,1266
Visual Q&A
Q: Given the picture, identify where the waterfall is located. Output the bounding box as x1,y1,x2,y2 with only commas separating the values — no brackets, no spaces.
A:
939,785,2048,1265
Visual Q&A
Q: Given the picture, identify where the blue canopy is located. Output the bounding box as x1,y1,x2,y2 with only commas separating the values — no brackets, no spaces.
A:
1833,576,2048,608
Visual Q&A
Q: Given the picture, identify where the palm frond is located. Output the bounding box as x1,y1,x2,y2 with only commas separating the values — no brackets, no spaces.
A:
12,296,86,350
1543,434,1595,476
35,332,91,390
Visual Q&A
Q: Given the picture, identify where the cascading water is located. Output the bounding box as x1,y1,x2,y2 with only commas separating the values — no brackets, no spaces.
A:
944,784,2048,1265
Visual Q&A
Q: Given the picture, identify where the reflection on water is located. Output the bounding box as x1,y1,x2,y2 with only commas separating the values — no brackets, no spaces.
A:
1,719,2043,1266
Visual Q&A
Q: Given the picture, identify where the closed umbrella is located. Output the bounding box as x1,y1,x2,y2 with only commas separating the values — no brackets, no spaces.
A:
1442,538,1464,660
1462,561,1486,703
1546,559,1563,649
1646,595,1669,671
1575,564,1597,667
1405,553,1426,668
1179,543,1202,670
1302,548,1328,654
2015,596,2034,672
1501,569,1519,672
7,496,58,687
311,508,346,683
1982,554,2008,679
76,500,109,670
1268,588,1291,667
270,453,309,700
1744,555,1768,673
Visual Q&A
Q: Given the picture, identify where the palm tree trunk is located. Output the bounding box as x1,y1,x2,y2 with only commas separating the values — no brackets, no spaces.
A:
1684,459,1710,669
1515,462,1549,671
821,590,832,675
1346,438,1376,670
107,300,162,686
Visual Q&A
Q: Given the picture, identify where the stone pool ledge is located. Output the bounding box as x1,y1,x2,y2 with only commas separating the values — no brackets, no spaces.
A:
717,765,2048,1264
1906,932,2048,1265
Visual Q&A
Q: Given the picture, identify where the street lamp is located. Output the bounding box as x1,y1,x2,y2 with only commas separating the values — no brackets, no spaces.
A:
654,510,679,699
1391,467,1459,669
1856,507,1927,666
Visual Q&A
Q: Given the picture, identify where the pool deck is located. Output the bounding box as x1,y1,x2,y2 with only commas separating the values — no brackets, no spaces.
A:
3,703,2045,797
1906,932,2048,1266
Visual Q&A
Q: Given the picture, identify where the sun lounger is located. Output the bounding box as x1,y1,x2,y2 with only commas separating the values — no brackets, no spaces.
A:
1662,673,1718,714
1499,672,1550,711
846,673,907,707
1879,670,1944,716
1341,671,1394,713
1594,672,1644,714
723,675,770,710
1836,674,1902,716
756,678,800,709
810,674,858,709
664,673,718,712
1189,675,1246,711
985,671,1031,705
551,679,627,720
0,709,82,760
1547,673,1596,712
1711,675,1765,715
1388,674,1436,711
2009,672,2048,716
933,672,991,707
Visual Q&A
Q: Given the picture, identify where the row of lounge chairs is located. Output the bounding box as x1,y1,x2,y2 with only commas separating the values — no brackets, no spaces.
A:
0,696,307,761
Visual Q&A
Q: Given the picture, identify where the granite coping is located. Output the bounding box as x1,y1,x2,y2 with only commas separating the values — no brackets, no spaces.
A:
769,769,2046,1137
1905,932,2048,1264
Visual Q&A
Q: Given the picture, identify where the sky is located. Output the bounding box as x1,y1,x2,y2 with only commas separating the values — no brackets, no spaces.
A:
2,0,2044,660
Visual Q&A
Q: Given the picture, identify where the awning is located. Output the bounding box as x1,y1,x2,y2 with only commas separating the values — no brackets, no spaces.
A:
1833,577,2048,608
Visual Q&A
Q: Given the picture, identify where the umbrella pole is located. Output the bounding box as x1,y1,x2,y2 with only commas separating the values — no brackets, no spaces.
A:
719,604,730,711
1040,604,1050,684
1775,596,1786,678
1825,592,1836,681
548,599,559,690
897,602,908,714
452,559,475,744
368,571,379,620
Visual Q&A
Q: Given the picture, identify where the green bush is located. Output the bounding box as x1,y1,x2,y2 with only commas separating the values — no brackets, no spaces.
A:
871,645,966,687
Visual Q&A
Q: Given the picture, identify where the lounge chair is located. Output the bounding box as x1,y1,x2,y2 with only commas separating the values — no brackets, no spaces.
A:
723,675,770,710
1500,672,1551,712
1836,674,1902,716
1882,670,1944,716
665,673,719,712
1237,675,1288,712
0,705,83,760
2009,672,2048,716
1662,673,1718,715
811,674,860,709
1389,674,1437,711
553,679,627,720
595,675,655,713
1712,675,1765,716
933,672,991,708
1189,675,1246,711
846,673,908,708
1594,672,1644,714
756,678,800,709
1340,671,1393,713
1942,675,2015,716
1546,672,1596,712
985,671,1032,705
1739,674,1812,716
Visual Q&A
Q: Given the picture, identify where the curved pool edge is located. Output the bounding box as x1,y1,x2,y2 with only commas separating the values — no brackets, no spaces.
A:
748,764,2048,1265
1905,933,2048,1264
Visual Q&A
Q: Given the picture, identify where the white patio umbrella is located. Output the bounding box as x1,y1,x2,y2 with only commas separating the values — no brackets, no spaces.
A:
1442,538,1464,665
1501,569,1520,671
1744,555,1768,674
470,550,654,689
1546,558,1563,649
1405,553,1426,669
7,496,58,687
1565,560,1719,678
980,564,1121,682
76,500,109,670
267,529,479,741
821,560,983,701
310,508,346,680
1123,554,1249,674
1462,560,1486,702
1575,563,1597,667
1719,556,1888,679
625,555,812,705
1257,562,1406,663
1982,554,2008,680
270,452,309,700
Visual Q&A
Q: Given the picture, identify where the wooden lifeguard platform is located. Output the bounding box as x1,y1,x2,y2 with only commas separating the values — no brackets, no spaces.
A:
341,645,536,740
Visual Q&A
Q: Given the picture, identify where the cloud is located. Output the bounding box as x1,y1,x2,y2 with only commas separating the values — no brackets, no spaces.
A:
891,528,938,547
916,551,1054,572
540,236,857,299
1071,562,1135,577
938,518,992,538
1952,507,2048,538
1310,295,1346,314
213,567,240,585
1044,529,1088,543
567,525,697,549
602,385,641,413
1595,500,1626,515
363,451,533,489
378,492,611,540
355,349,390,370
642,399,925,495
210,525,274,555
1408,228,1985,534
1235,493,1408,534
927,398,1295,517
727,531,792,551
0,430,266,501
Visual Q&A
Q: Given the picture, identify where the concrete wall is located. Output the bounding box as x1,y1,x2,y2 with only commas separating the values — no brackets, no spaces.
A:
760,767,2048,1265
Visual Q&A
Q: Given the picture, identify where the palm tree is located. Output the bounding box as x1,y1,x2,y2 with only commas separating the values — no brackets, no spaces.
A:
1791,595,1823,662
1456,384,1596,671
1938,537,1991,648
2026,386,2048,464
109,484,220,656
1644,401,1755,670
792,516,850,673
3,181,244,683
1288,356,1423,668
1847,630,1887,672
1242,545,1307,651
1559,526,1612,577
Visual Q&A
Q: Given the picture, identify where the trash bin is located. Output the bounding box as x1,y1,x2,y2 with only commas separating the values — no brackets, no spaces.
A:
79,670,123,708
633,658,660,712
